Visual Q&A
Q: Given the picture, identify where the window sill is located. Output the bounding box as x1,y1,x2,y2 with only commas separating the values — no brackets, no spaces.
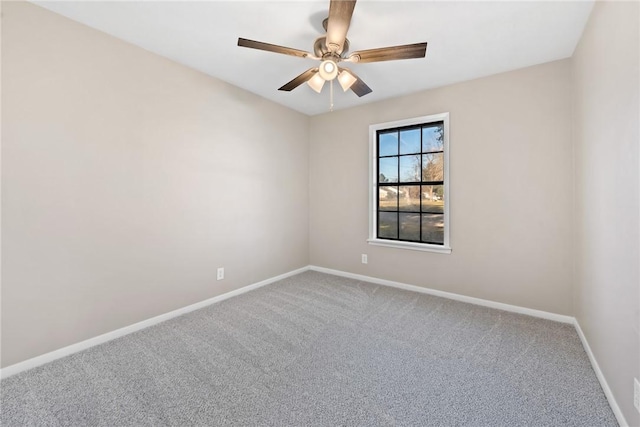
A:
367,238,452,254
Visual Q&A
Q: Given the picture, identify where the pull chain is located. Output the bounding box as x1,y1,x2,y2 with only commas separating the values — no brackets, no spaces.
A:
330,79,334,112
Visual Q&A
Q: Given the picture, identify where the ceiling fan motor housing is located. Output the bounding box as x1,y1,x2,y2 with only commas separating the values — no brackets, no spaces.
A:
314,36,349,58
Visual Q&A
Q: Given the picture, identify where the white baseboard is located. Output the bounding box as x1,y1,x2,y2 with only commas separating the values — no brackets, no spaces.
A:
0,266,310,379
310,265,629,425
1,263,625,427
573,320,628,427
309,265,574,324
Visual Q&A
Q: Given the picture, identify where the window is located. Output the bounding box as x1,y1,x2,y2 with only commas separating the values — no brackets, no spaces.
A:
368,113,450,253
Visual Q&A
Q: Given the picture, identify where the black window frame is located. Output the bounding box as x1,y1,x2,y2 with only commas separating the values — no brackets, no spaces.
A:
375,121,446,245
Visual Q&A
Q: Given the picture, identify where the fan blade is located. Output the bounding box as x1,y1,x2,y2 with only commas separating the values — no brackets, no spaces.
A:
338,68,372,97
348,42,427,63
278,68,319,92
238,38,315,59
350,78,372,97
326,0,356,54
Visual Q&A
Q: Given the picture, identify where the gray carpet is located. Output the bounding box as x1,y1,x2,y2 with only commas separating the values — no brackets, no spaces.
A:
1,271,617,426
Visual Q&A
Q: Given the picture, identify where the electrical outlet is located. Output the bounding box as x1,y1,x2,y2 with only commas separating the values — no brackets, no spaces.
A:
634,377,640,413
361,254,368,264
216,267,224,281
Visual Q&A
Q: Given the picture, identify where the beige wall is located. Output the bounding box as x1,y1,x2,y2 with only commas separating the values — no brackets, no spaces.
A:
309,60,574,315
3,5,638,424
1,2,309,367
572,1,640,425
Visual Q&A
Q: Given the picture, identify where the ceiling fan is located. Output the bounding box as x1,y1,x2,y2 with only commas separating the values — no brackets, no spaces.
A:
237,0,427,98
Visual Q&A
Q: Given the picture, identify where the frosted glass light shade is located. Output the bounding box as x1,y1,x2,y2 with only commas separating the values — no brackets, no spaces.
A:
318,60,338,81
307,73,325,93
338,70,357,91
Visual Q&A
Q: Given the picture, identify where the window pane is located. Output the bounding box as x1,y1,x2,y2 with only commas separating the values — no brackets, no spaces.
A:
422,214,444,244
399,155,421,182
379,132,398,156
374,117,448,247
399,128,421,154
423,125,444,152
379,186,398,211
399,213,420,241
379,157,398,183
378,212,398,239
422,153,444,181
421,185,444,213
398,185,421,212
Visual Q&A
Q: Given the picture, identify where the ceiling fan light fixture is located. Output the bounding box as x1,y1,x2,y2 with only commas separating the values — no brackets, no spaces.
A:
238,0,428,100
318,59,338,81
307,73,326,93
337,69,357,91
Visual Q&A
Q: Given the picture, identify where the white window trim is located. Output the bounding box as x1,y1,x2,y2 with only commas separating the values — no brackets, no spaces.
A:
368,113,451,254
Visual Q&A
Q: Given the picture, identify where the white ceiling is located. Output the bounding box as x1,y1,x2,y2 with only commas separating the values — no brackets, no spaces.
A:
32,1,594,116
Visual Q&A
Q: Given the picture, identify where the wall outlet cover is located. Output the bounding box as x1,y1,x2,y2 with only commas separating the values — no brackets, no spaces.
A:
361,254,368,264
216,267,224,281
